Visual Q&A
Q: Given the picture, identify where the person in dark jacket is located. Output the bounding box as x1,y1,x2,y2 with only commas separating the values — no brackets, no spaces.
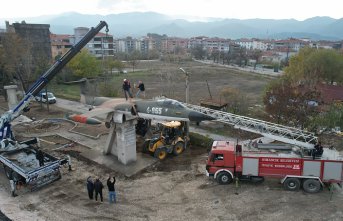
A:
94,177,104,202
86,176,94,200
136,80,145,98
107,175,116,203
36,149,45,167
122,79,133,101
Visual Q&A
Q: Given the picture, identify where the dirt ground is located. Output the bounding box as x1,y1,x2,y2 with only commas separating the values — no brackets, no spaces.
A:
1,63,343,221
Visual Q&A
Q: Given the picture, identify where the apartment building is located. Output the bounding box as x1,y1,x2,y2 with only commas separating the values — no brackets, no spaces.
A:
140,37,157,54
50,34,73,59
203,37,230,53
116,37,140,53
161,37,188,53
273,38,308,52
73,27,114,58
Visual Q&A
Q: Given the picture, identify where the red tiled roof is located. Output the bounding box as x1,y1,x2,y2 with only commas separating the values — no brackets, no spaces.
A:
95,32,113,37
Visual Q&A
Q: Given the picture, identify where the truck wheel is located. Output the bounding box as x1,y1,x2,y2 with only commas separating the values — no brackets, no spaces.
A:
217,172,233,185
154,148,167,160
283,177,300,191
250,176,265,183
303,179,321,193
173,141,185,156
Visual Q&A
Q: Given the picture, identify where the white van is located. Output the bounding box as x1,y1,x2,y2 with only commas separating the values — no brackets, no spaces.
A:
35,92,57,104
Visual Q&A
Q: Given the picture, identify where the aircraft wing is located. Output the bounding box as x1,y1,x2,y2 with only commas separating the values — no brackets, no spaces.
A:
79,107,115,119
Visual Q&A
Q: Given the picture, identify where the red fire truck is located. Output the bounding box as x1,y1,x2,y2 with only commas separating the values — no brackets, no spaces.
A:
205,141,343,193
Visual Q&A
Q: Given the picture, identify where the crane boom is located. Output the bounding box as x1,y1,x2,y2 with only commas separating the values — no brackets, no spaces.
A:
182,102,318,149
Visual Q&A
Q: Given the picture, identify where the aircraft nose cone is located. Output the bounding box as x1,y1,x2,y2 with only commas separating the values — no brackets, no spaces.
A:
188,111,215,122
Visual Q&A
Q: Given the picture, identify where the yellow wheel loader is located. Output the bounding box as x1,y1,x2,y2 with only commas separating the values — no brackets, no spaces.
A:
142,121,188,160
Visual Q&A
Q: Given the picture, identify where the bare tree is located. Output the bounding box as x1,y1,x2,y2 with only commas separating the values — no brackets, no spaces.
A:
1,32,33,91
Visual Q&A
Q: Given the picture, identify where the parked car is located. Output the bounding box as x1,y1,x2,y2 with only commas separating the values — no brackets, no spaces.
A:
35,92,57,104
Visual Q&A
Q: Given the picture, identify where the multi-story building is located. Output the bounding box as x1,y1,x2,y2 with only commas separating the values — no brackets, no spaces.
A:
203,37,230,53
140,37,157,55
73,27,114,58
188,36,208,49
116,37,140,54
235,38,253,50
273,38,308,52
161,37,188,53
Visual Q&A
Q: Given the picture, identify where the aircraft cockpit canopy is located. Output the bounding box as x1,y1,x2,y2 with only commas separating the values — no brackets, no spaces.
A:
157,99,186,109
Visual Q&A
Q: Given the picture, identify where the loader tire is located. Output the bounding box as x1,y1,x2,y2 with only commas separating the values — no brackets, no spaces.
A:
154,148,168,160
173,141,185,156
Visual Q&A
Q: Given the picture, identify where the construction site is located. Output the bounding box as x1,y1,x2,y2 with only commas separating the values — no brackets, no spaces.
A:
0,21,343,221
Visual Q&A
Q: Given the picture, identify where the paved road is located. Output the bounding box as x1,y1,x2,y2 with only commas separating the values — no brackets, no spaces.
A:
194,59,283,77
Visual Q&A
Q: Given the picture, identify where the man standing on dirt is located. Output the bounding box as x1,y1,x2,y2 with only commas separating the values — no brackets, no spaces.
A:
107,175,116,203
94,177,104,202
86,176,94,200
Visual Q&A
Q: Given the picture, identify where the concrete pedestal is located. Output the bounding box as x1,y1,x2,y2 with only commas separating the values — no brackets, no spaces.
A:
4,85,18,110
104,118,137,165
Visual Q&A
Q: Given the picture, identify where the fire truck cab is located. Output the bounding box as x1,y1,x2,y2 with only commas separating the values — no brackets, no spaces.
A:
206,141,343,193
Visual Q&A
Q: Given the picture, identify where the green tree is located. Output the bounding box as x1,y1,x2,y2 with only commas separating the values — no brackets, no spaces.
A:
104,58,125,75
211,50,220,63
250,49,263,70
67,49,101,78
306,49,343,84
284,47,343,86
237,47,248,67
128,50,141,72
312,104,343,130
191,45,206,60
220,87,248,114
263,77,320,128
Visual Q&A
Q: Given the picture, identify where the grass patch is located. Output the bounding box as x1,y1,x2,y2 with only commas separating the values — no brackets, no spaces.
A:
50,84,80,101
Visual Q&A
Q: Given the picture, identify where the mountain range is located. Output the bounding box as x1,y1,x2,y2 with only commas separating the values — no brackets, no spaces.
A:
1,12,342,40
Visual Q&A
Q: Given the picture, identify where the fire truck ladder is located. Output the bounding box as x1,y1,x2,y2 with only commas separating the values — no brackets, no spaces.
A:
183,103,318,149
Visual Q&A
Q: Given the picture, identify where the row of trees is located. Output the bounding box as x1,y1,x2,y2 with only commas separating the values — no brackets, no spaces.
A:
263,47,343,131
191,45,266,69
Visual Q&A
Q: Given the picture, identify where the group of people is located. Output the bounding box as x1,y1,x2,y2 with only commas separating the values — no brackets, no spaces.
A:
122,79,145,100
86,175,117,203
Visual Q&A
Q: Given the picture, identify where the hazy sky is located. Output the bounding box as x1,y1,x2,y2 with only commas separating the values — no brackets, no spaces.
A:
1,0,342,21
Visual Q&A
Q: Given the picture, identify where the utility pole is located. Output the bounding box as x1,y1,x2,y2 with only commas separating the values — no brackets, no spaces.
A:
179,68,189,103
179,67,190,140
